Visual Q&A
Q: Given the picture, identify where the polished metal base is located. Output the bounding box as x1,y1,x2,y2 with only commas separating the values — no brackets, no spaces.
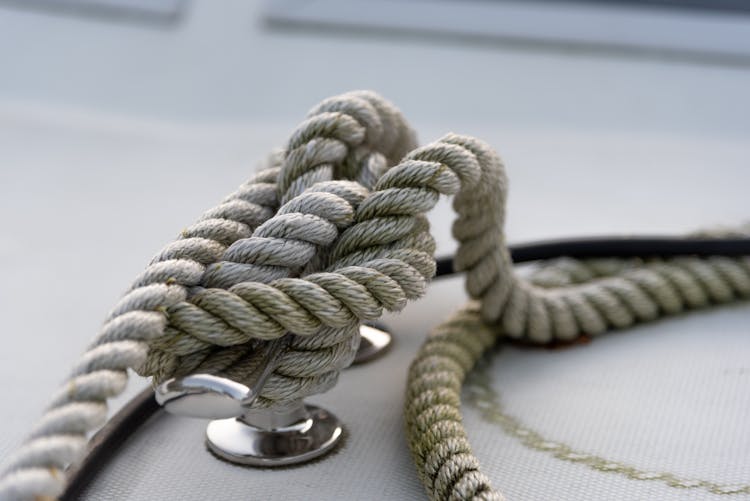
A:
206,403,343,467
353,324,393,365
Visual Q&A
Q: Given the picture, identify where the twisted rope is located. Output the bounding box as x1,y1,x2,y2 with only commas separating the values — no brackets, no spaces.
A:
1,89,747,501
0,90,420,500
141,91,420,404
404,137,750,499
224,90,419,403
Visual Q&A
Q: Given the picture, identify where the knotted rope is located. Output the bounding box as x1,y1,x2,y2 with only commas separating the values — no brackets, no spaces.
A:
0,90,422,500
1,90,747,501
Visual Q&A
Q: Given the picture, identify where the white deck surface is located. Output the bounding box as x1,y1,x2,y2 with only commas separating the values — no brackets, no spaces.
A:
0,1,748,499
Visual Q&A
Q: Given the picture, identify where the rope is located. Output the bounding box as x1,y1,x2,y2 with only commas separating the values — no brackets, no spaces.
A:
0,90,420,500
1,90,747,501
405,179,750,500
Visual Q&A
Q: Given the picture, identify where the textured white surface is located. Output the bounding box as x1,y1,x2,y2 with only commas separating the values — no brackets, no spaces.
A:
465,305,750,500
1,0,749,499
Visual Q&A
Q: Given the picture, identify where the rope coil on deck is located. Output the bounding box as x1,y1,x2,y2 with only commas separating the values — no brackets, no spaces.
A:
1,90,748,501
406,234,750,495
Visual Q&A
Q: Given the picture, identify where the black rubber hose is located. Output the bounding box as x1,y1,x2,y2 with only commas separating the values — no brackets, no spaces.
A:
435,236,750,277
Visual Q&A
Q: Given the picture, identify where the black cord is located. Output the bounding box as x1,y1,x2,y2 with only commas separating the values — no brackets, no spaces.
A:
60,235,750,498
435,236,750,277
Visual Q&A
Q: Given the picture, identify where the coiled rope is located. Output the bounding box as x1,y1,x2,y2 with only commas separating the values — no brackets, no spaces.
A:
406,211,750,498
1,91,748,501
